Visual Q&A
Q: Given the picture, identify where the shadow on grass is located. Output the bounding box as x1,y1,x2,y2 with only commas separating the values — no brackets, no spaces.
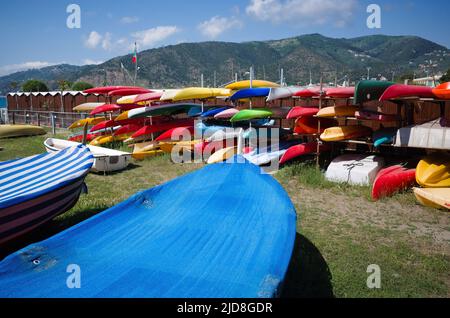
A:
281,233,334,298
0,208,107,261
91,163,142,176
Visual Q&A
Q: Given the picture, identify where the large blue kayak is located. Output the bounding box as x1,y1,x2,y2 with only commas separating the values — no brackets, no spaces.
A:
0,158,296,298
230,88,271,101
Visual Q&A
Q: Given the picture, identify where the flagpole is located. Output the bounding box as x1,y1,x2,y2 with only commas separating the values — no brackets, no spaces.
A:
134,42,138,86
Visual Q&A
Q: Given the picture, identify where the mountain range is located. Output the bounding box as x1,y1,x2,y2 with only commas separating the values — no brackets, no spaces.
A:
1,33,449,94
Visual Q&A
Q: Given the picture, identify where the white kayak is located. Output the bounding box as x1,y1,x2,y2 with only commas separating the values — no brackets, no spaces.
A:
325,154,385,186
267,86,304,102
44,138,132,173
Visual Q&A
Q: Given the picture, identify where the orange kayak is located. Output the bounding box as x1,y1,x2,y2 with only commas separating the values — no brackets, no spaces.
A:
432,82,450,100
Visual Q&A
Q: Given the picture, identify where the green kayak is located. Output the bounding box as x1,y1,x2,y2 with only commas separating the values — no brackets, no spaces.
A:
230,109,274,122
354,80,395,105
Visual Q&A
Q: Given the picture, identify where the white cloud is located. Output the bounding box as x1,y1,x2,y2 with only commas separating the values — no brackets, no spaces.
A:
246,0,356,27
82,59,104,65
102,32,113,51
84,31,103,49
120,16,140,24
198,16,243,39
131,26,180,49
0,61,56,76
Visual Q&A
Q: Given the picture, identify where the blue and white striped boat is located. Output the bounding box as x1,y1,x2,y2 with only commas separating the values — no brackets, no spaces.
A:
0,145,94,245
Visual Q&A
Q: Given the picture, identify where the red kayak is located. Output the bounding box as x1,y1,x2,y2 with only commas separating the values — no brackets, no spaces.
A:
279,142,331,165
379,84,434,101
134,92,164,103
355,110,400,122
119,104,147,111
371,166,417,201
84,86,144,94
294,116,336,135
132,119,194,138
108,88,152,96
114,124,144,136
68,133,98,142
194,139,237,156
155,126,195,142
90,104,121,115
325,87,355,98
294,87,323,98
286,107,319,119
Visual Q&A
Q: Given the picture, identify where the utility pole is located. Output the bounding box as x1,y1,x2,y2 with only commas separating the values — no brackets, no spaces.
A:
213,71,217,87
367,67,371,80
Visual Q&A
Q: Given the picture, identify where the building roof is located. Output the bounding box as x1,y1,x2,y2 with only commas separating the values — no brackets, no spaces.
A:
7,91,100,97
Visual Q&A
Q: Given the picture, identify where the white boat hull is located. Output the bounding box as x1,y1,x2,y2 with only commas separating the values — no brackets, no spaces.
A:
44,138,131,173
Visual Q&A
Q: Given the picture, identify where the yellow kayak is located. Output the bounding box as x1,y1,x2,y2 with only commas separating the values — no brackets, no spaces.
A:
133,140,159,152
225,80,280,90
207,146,237,164
416,155,450,188
115,111,130,121
414,188,450,210
316,106,358,118
89,134,129,146
0,125,46,139
68,117,107,130
73,103,105,112
320,126,372,142
117,95,138,105
172,87,231,101
159,140,201,154
132,150,164,161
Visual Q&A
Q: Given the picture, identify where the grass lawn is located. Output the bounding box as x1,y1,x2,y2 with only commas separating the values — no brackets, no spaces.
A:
0,133,449,298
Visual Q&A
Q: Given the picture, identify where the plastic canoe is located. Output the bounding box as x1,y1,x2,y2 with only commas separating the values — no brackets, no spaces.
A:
132,120,194,138
84,86,146,95
230,109,273,122
0,125,46,139
200,107,232,118
354,80,395,105
128,104,203,118
373,128,397,147
294,117,336,135
316,106,359,118
108,88,152,96
73,103,105,112
320,126,372,142
432,82,450,100
279,142,331,165
371,166,416,200
68,117,108,130
267,86,303,102
325,154,384,186
159,89,182,101
114,124,144,137
286,107,319,119
134,92,164,103
230,88,271,101
379,84,434,101
414,188,450,210
116,95,139,105
90,104,121,116
293,87,323,98
225,80,280,90
173,88,231,101
416,155,450,188
355,110,400,122
214,108,239,119
0,158,295,297
155,126,195,142
206,146,238,164
325,87,355,98
132,150,164,161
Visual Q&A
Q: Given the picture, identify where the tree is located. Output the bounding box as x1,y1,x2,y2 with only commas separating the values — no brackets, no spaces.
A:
58,80,72,92
71,81,94,91
22,79,48,92
441,69,450,83
9,81,19,92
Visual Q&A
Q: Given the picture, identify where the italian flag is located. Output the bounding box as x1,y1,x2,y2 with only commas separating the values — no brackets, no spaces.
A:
131,42,137,64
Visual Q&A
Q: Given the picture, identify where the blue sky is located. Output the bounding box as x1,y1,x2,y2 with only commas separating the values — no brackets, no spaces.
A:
0,0,449,76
